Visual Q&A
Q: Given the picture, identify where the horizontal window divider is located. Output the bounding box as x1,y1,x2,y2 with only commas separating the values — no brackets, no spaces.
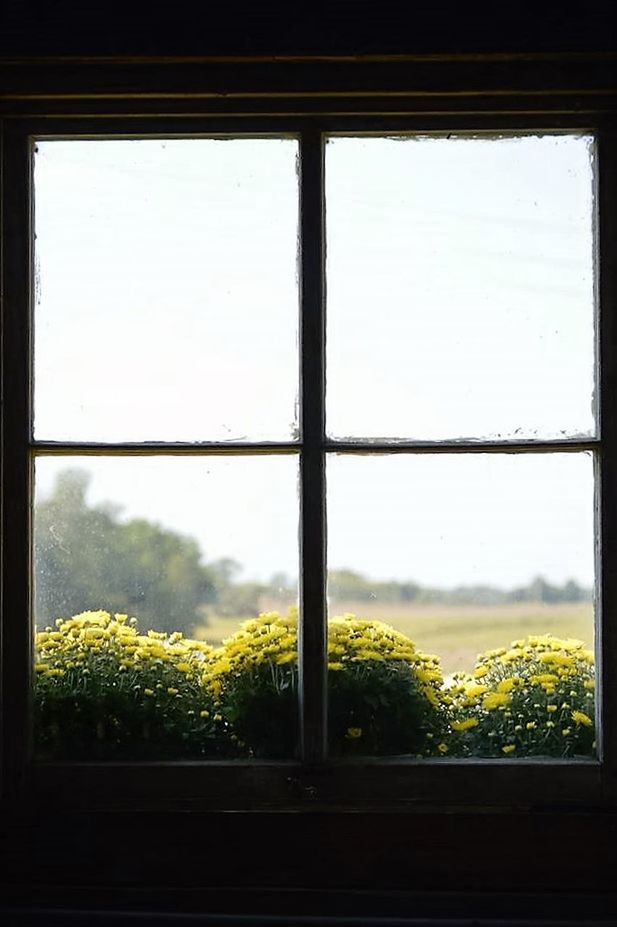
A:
324,439,601,454
30,439,601,457
29,441,301,456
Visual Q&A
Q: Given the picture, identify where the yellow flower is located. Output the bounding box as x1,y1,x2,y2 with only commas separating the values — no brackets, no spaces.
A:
572,710,593,727
538,653,574,667
144,688,154,697
502,744,516,754
175,662,191,673
345,727,363,739
464,683,488,698
526,722,536,731
482,692,510,711
437,742,449,754
531,673,559,685
562,728,572,736
352,649,383,662
547,704,557,713
275,651,297,665
496,678,518,694
473,666,488,679
501,648,524,663
200,710,210,718
167,687,179,696
451,718,478,732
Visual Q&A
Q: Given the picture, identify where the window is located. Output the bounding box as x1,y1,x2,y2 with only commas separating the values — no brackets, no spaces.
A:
2,57,616,816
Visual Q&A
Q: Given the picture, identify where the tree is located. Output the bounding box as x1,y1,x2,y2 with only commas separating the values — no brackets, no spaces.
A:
34,469,219,634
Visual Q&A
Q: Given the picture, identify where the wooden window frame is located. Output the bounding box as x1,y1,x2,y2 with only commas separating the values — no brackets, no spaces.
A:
1,55,617,821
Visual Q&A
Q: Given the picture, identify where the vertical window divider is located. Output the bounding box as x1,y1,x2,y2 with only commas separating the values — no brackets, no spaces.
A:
298,128,328,765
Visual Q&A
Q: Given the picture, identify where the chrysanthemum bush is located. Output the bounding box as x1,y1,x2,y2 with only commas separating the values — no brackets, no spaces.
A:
442,635,595,758
34,610,235,759
203,611,298,758
327,615,444,756
202,611,444,757
33,611,596,760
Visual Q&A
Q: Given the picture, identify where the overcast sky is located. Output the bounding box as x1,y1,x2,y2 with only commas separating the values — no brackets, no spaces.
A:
33,135,596,589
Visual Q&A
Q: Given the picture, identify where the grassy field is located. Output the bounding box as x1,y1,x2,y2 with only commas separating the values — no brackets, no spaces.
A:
194,600,594,675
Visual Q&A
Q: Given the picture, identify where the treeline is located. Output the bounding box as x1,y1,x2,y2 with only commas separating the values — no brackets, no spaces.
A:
35,470,591,640
326,570,592,606
34,469,259,635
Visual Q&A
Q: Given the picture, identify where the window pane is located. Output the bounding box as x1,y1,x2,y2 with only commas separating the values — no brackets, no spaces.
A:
34,139,299,442
33,455,299,760
326,135,596,441
327,453,596,758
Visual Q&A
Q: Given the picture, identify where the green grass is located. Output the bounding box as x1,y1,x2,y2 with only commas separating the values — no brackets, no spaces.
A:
195,601,593,675
329,601,593,674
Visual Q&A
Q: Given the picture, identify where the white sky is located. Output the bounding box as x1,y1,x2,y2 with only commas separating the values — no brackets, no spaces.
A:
33,135,597,589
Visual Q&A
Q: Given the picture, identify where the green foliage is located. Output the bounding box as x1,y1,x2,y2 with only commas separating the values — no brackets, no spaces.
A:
327,568,591,607
33,610,596,762
205,611,298,758
327,616,444,756
329,570,421,603
35,470,218,635
204,581,266,619
34,611,236,760
205,612,445,758
443,635,595,758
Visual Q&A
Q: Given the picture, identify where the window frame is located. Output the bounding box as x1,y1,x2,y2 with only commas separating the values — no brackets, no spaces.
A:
2,56,617,818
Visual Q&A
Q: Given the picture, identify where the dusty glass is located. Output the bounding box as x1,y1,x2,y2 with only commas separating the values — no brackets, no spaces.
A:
326,135,596,442
326,452,596,759
33,455,299,760
34,138,299,442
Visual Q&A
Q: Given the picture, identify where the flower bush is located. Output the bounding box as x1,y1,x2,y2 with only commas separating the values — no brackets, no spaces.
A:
443,635,595,758
34,610,235,759
203,611,444,757
203,611,298,758
33,612,596,761
327,615,444,756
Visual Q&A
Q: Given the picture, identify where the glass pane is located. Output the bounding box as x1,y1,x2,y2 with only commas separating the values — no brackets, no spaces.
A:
326,135,596,441
327,453,595,759
33,455,299,760
34,139,299,442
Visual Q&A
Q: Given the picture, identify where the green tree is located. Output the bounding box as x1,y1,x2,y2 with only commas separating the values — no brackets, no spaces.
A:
34,469,218,634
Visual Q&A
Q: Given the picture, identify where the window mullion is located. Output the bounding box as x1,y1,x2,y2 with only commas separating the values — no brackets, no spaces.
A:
298,128,327,764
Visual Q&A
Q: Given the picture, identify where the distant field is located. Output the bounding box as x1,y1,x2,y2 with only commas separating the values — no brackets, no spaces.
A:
327,600,593,674
194,600,594,675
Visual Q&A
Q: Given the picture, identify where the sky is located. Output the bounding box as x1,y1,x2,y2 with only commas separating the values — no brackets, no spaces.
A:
33,135,597,589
